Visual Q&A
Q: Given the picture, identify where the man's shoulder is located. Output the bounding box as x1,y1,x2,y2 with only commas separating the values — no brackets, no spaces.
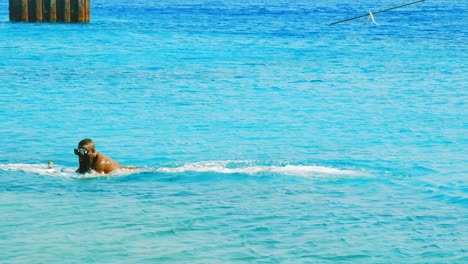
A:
96,152,112,162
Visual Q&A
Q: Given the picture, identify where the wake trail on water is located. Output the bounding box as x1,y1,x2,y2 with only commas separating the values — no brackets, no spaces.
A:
0,161,370,179
156,161,366,177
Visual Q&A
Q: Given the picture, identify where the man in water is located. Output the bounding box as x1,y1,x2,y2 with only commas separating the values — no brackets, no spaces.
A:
75,138,133,174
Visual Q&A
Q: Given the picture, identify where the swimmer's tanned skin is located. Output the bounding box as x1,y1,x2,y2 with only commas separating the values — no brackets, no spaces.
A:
75,138,134,174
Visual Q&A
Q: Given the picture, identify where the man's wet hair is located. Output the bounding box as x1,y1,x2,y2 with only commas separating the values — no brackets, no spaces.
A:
78,138,94,148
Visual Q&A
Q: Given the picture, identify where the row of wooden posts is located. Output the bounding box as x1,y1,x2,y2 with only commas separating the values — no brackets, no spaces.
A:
9,0,90,23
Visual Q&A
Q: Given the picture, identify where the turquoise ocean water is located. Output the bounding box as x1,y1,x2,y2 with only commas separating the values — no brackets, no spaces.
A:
0,0,467,262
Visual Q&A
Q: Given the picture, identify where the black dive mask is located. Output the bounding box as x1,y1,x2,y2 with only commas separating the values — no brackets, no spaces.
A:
74,147,88,156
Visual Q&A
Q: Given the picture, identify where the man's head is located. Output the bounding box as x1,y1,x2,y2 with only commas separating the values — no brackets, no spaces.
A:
75,138,96,174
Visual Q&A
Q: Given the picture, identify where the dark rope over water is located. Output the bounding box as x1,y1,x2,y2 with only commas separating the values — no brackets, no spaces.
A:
329,0,425,25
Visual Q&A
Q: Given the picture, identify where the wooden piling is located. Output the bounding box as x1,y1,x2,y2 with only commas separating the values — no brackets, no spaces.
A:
63,0,70,22
77,0,84,22
50,0,57,22
28,0,34,21
35,0,43,22
21,0,28,22
9,0,22,21
85,0,90,22
9,0,90,23
8,0,12,20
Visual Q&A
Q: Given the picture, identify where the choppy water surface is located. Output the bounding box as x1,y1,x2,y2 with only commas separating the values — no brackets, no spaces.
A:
0,0,467,263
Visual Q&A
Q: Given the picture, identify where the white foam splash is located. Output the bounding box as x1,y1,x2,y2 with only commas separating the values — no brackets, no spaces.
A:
0,161,368,179
0,163,148,179
157,161,364,178
0,163,76,177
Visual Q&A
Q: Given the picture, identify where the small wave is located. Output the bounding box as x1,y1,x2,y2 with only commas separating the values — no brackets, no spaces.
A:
156,161,366,178
0,163,140,179
0,163,76,177
0,161,368,179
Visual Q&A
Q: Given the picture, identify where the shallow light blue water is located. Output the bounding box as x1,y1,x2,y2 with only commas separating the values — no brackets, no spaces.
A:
0,0,467,263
